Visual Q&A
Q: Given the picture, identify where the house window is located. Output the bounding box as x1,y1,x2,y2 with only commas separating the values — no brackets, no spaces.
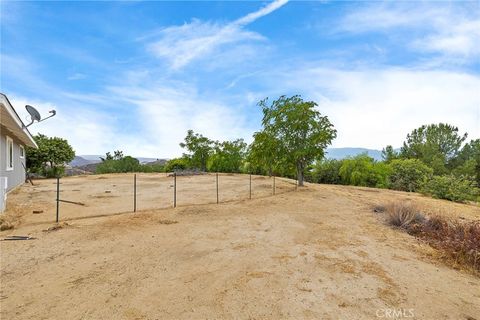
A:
6,136,13,171
20,145,25,158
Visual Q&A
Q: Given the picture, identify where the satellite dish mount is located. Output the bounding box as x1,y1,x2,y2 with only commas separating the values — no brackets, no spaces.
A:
24,105,56,128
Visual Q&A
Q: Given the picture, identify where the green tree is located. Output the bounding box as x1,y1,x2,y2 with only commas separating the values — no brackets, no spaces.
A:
452,139,480,184
179,130,213,171
26,134,75,177
247,131,281,176
382,145,399,163
400,123,467,174
208,139,247,173
388,159,433,192
255,95,336,186
113,150,124,160
100,152,114,162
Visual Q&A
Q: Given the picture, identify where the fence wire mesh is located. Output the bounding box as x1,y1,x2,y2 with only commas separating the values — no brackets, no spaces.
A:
20,173,298,223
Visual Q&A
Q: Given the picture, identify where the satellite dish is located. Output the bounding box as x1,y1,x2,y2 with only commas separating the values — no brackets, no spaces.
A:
26,105,41,122
24,105,56,128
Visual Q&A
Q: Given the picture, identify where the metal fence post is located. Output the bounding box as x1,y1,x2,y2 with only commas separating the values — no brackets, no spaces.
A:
249,173,252,199
133,174,137,212
56,177,60,223
216,173,219,204
273,175,276,195
173,172,177,208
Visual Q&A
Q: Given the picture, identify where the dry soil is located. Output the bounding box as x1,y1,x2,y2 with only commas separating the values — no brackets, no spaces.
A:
0,174,479,320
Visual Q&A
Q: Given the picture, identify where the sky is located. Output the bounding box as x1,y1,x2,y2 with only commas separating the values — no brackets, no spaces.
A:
1,0,479,158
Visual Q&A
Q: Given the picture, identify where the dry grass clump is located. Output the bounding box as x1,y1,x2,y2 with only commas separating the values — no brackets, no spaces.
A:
158,219,178,225
0,217,14,231
384,202,424,228
410,216,480,273
379,201,480,273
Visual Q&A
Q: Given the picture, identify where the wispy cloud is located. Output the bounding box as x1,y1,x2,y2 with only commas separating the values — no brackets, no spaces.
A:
338,2,480,62
146,0,288,69
234,0,289,26
106,73,254,157
412,19,480,58
266,65,480,148
147,20,265,70
9,95,120,156
67,73,87,81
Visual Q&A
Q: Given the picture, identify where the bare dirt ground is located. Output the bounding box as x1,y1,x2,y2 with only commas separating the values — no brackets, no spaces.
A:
1,174,479,320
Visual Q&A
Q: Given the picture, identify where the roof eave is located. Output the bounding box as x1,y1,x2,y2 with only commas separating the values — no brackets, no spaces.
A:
0,93,38,148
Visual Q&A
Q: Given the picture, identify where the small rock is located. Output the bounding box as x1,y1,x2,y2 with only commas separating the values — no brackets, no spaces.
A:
32,210,43,214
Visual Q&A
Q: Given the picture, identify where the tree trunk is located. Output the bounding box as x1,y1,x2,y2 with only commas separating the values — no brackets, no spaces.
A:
297,162,304,187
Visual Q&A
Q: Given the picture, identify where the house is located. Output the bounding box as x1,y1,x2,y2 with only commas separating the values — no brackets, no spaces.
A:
0,93,38,212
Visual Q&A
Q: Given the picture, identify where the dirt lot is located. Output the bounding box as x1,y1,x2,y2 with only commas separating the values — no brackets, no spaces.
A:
2,173,295,226
1,174,479,319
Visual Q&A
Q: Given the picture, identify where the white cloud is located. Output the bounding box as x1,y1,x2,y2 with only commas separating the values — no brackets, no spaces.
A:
106,80,252,158
8,95,119,156
147,0,288,69
412,19,480,58
67,73,87,81
234,0,289,26
338,3,480,61
274,66,480,149
147,20,265,69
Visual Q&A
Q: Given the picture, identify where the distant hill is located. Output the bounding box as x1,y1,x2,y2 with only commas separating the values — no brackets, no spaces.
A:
69,156,101,167
69,155,168,169
144,159,168,166
137,157,160,164
79,155,103,162
325,148,383,161
75,163,99,173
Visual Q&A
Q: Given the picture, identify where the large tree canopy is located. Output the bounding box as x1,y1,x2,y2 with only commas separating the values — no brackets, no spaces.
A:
400,123,468,174
254,95,336,186
26,134,75,177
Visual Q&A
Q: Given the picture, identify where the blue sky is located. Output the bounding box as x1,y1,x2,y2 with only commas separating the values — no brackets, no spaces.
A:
1,0,479,158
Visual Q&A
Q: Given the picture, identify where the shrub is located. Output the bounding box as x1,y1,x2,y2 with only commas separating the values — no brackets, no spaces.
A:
339,154,391,188
380,202,480,273
96,156,141,174
388,159,433,192
42,166,66,178
384,202,424,228
421,175,479,203
164,158,189,172
139,163,165,173
415,216,480,272
311,159,343,184
0,217,14,231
